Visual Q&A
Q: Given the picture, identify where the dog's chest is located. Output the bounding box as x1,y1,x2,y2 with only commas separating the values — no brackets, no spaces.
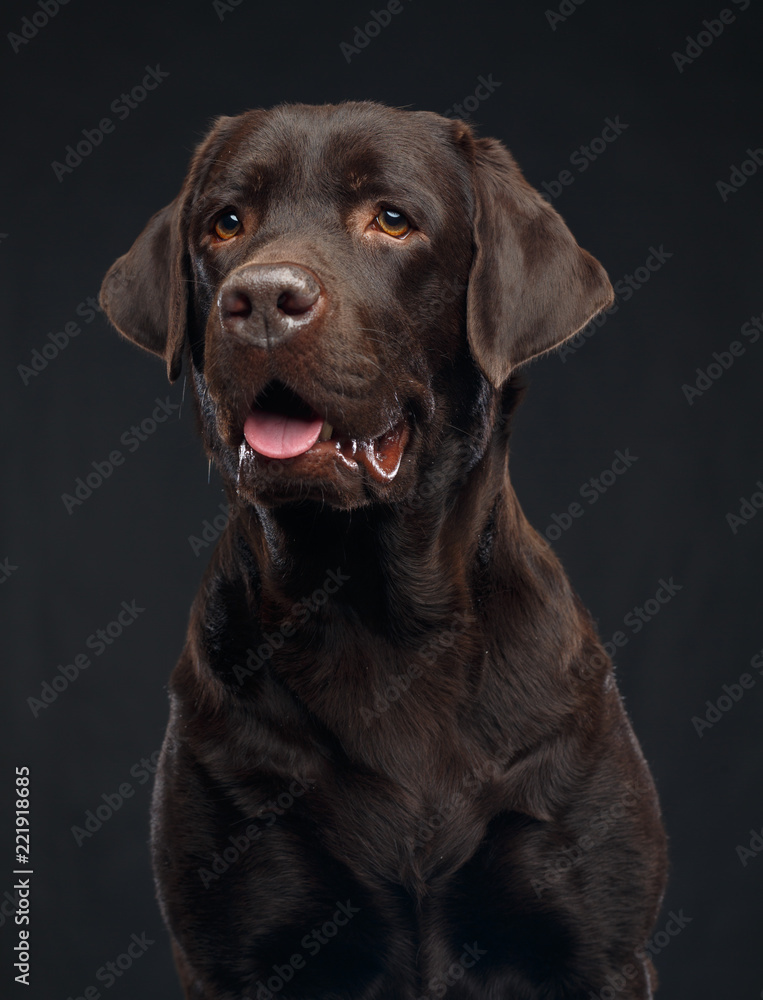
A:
255,625,509,890
213,589,512,890
310,738,502,893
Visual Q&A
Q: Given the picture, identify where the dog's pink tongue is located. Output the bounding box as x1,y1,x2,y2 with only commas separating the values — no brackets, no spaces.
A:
244,410,324,459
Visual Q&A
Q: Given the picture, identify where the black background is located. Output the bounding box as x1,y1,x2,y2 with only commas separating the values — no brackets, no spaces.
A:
1,0,762,997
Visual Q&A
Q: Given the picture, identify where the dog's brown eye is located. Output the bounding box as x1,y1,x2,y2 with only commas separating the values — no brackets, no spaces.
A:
375,208,410,238
214,211,241,241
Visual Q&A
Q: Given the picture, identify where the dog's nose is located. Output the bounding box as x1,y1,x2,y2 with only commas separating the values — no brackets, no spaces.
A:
218,264,323,348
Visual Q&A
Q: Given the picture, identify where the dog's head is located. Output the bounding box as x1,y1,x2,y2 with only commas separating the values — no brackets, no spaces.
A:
101,101,612,509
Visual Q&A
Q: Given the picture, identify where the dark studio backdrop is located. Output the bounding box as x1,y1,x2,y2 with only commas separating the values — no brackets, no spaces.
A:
1,0,761,996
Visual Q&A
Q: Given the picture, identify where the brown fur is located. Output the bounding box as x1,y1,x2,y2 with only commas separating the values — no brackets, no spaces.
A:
100,101,667,999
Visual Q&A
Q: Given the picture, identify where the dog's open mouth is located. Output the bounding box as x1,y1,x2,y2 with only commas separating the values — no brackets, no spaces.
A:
242,381,409,482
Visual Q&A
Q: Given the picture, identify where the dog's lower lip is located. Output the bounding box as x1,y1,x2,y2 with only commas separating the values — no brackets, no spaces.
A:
242,412,409,482
355,421,409,481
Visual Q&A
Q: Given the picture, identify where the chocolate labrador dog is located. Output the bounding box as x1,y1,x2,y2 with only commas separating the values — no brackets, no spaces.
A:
100,101,667,999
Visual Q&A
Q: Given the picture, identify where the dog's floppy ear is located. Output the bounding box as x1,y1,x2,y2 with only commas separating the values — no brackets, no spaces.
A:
99,115,239,383
100,197,187,381
462,132,614,386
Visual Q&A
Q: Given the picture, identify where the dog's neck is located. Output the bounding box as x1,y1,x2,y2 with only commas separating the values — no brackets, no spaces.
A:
227,419,520,641
188,403,587,815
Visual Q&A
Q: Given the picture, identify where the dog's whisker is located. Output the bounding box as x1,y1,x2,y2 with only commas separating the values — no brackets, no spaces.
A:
444,423,484,445
359,326,410,347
